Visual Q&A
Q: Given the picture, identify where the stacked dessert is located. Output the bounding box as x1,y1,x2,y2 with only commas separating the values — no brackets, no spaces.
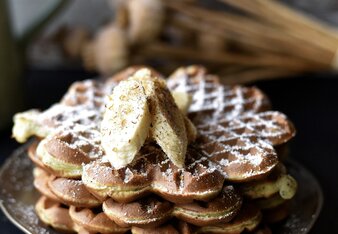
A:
12,66,297,233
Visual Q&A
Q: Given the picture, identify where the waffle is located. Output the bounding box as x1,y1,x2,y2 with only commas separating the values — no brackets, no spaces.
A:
33,110,295,202
167,66,271,125
35,196,75,232
36,196,128,233
131,204,262,234
82,144,225,203
12,66,298,233
69,206,128,233
28,141,48,170
32,165,242,228
36,195,262,234
82,111,294,203
102,186,241,228
187,204,262,234
33,167,61,202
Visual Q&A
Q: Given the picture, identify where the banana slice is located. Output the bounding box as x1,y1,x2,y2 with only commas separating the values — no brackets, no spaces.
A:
12,110,48,143
172,91,196,143
171,91,192,115
184,116,197,143
133,69,188,168
101,79,151,169
171,90,196,143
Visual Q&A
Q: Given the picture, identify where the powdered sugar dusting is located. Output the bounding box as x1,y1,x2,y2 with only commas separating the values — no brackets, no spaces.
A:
167,66,270,125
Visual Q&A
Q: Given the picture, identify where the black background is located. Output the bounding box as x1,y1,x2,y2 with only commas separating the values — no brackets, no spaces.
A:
0,69,337,233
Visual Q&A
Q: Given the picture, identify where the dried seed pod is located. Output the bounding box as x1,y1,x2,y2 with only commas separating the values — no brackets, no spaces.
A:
63,27,90,58
94,24,128,75
127,0,164,44
107,0,129,28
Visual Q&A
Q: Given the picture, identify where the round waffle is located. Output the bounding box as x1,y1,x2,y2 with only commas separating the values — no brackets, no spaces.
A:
28,141,49,171
82,109,295,203
48,177,101,208
33,166,101,208
131,204,262,234
33,167,61,202
102,186,241,228
32,147,243,229
12,65,298,233
19,66,295,188
69,206,128,233
82,144,225,203
35,195,260,234
35,196,75,232
167,66,271,125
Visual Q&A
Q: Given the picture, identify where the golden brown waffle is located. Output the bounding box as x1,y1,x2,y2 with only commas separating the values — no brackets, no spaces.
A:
102,186,241,228
196,111,295,182
69,206,128,233
29,68,294,191
36,196,129,233
33,167,61,202
20,66,294,185
82,110,295,202
131,204,262,234
13,66,298,233
28,141,48,171
36,195,262,234
82,144,225,203
32,159,243,228
33,166,101,208
35,196,75,232
191,204,262,234
48,177,101,208
167,66,270,125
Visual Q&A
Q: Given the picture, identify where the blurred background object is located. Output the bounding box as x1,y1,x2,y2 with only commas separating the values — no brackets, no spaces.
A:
0,0,69,130
3,0,338,131
11,0,338,82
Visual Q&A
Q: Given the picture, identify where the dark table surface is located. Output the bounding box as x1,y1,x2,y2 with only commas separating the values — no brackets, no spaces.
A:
1,69,337,233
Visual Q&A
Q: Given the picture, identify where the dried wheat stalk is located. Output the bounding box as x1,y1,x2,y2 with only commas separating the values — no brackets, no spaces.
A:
62,0,338,83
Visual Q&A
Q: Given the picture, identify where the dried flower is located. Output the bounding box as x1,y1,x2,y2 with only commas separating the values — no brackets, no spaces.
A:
94,24,128,75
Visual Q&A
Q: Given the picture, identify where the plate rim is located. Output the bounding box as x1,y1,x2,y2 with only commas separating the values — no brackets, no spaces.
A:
0,142,33,234
285,159,324,232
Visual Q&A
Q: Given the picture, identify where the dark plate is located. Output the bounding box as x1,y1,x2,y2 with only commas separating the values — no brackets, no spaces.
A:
0,143,323,234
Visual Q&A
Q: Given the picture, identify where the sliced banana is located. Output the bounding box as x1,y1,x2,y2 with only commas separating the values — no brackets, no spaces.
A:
184,116,197,143
171,90,196,143
278,174,298,199
132,69,188,168
12,110,48,143
241,174,297,200
101,79,151,169
171,91,192,115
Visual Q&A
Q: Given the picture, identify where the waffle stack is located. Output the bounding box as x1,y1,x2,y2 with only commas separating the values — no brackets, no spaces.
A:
13,66,297,233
